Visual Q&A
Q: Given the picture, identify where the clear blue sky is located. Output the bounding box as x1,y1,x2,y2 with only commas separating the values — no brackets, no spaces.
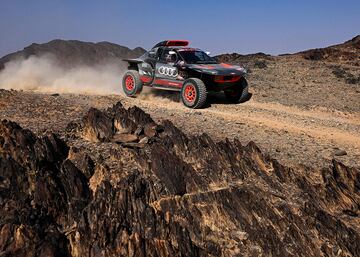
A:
0,0,359,57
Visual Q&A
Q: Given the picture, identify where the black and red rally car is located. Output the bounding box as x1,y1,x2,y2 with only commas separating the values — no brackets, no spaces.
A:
122,40,248,108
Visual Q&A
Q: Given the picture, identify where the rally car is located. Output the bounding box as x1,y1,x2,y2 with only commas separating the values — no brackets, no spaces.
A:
122,40,248,108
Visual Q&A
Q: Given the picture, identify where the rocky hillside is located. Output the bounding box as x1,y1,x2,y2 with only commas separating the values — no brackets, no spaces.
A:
1,101,359,256
215,35,360,65
214,52,272,71
0,39,146,70
298,35,360,62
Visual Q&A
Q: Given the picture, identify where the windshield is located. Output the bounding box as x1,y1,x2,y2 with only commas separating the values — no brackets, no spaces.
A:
178,50,218,64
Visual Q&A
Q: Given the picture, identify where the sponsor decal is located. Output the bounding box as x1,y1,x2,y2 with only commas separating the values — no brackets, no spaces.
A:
158,66,178,77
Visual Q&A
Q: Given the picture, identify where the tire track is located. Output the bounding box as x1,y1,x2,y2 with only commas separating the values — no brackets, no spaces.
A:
125,95,360,168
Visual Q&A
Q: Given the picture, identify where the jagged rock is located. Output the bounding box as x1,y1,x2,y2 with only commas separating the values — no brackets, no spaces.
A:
121,142,146,149
68,147,95,180
134,126,143,136
112,133,138,143
139,137,149,144
112,103,138,134
1,102,360,257
144,123,157,138
0,120,88,256
80,108,113,142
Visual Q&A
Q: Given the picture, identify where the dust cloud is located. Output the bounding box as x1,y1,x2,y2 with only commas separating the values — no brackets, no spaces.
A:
0,54,127,95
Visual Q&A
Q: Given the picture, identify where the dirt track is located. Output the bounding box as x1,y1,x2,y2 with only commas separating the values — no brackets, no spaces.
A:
125,91,360,168
1,88,359,169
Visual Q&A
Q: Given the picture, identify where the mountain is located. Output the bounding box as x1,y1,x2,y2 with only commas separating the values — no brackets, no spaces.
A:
215,52,271,62
214,35,360,64
0,39,146,70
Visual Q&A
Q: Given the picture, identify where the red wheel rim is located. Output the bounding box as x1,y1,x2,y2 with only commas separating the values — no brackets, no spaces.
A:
125,75,135,91
183,84,196,103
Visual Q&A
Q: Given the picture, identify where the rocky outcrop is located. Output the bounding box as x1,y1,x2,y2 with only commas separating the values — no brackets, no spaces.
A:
298,35,360,62
215,52,272,70
1,102,360,256
215,52,271,63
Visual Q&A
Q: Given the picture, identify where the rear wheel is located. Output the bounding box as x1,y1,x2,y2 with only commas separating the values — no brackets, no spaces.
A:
181,78,207,109
224,77,249,103
122,70,143,96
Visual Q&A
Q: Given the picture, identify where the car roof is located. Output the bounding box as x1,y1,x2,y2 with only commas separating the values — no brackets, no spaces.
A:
176,47,200,51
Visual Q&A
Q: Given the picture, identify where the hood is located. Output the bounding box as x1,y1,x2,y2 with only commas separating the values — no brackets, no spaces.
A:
187,63,247,76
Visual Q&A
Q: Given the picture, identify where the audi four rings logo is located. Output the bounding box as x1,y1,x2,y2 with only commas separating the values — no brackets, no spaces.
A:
158,66,178,77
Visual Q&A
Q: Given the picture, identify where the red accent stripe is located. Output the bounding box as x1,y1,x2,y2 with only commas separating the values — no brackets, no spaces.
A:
154,79,183,88
214,76,241,83
198,65,215,70
220,63,233,68
140,76,152,83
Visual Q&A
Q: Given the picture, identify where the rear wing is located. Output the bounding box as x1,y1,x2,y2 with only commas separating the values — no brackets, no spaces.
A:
122,58,143,64
153,40,189,48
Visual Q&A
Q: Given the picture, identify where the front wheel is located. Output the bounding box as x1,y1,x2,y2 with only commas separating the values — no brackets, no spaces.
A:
224,77,249,103
181,78,207,109
122,70,143,97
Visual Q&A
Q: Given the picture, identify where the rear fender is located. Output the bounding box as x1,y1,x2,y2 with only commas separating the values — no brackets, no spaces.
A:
138,62,155,85
123,59,142,71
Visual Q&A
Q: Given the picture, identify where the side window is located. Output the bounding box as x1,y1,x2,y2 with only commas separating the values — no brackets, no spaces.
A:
159,49,177,64
195,51,205,60
156,48,163,60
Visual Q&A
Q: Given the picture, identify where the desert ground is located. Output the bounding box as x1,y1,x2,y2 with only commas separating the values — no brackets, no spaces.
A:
1,54,359,169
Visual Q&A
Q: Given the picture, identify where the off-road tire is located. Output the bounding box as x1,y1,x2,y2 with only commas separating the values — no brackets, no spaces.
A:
224,77,249,103
181,78,207,109
122,70,143,97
